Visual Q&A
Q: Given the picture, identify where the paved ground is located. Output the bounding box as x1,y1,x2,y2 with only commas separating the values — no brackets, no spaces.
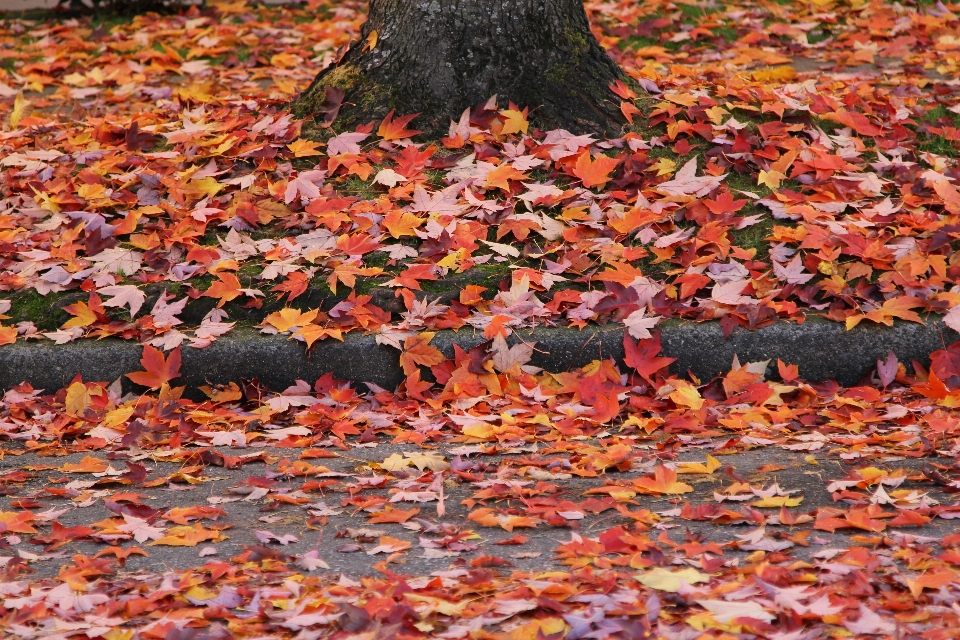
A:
1,439,953,581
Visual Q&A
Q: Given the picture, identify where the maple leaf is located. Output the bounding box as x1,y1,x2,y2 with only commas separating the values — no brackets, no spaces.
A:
283,170,326,203
293,324,343,348
254,529,299,545
662,379,704,410
777,359,799,383
377,110,422,141
61,456,110,475
0,326,16,347
151,522,223,546
117,515,166,543
374,168,407,188
636,567,710,592
696,600,774,624
874,356,902,397
382,209,424,238
846,296,923,329
773,256,814,285
366,535,412,555
204,272,243,307
499,108,529,135
270,271,309,303
572,151,620,189
490,335,535,373
757,169,786,190
97,284,146,318
126,345,182,389
296,549,330,571
287,139,323,157
62,300,98,329
656,158,726,197
634,466,693,495
484,163,528,191
623,309,662,340
399,332,445,375
0,511,36,534
623,332,676,383
368,506,420,524
264,308,318,333
676,455,721,474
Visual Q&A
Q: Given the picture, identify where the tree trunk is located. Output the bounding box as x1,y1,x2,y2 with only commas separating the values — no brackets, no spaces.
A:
293,0,628,137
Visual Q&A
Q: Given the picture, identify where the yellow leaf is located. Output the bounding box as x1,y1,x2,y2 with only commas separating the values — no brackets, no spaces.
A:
704,105,729,125
287,139,324,157
269,53,302,69
462,423,496,440
667,380,704,410
10,92,29,128
511,618,569,640
499,109,529,135
676,454,721,474
188,177,222,199
265,308,318,333
404,593,468,616
751,65,797,82
381,453,410,472
405,452,450,472
636,567,711,592
103,405,135,428
382,210,424,238
650,157,676,177
757,169,786,190
752,496,803,508
65,382,92,417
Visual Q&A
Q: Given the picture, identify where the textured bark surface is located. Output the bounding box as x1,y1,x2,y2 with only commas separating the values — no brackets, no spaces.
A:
293,0,628,137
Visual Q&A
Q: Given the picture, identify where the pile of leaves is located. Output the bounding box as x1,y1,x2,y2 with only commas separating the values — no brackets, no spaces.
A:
1,332,960,637
0,0,960,637
0,0,957,354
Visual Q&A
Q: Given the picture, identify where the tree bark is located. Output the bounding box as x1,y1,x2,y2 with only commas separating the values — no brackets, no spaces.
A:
293,0,628,137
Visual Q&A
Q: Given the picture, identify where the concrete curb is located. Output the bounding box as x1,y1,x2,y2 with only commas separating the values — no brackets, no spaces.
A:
0,317,956,396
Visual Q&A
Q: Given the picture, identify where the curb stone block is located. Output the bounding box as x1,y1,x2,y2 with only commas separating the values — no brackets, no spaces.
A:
0,317,955,397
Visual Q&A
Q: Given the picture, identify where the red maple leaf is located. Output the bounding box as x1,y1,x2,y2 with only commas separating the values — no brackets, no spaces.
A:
623,331,676,383
126,345,182,389
377,110,422,141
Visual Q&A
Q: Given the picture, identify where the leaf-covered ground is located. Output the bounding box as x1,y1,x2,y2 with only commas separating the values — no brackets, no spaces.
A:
2,0,960,638
0,0,959,349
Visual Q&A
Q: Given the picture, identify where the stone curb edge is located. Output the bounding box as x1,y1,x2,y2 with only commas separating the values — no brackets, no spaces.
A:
0,317,956,398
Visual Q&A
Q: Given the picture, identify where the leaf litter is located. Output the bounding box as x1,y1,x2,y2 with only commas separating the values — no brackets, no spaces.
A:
0,0,960,638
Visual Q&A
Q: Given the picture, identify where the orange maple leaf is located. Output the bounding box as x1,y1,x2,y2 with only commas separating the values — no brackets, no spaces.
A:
62,300,98,329
634,466,693,495
400,332,445,375
126,345,182,389
61,456,109,473
484,163,528,191
382,209,424,238
843,508,887,532
368,506,420,524
0,511,37,534
0,326,16,346
151,522,224,547
204,272,243,308
377,110,422,141
572,151,620,189
294,324,344,348
847,296,923,329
